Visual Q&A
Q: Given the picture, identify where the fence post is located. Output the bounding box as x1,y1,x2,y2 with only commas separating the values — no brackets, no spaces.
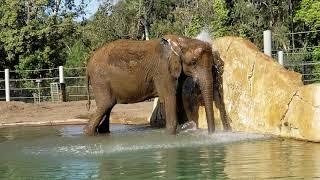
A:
278,51,284,65
5,69,10,102
59,66,66,102
35,79,42,103
263,30,272,57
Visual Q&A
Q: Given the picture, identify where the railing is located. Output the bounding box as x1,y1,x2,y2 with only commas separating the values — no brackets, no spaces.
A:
265,29,320,84
64,67,88,101
0,66,89,103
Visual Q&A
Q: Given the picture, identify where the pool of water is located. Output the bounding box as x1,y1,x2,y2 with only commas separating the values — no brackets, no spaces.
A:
0,125,319,179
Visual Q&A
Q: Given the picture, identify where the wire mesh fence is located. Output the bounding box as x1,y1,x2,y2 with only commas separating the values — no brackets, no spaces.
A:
0,70,5,101
8,68,59,102
0,67,90,103
64,67,88,101
272,30,320,84
284,52,320,84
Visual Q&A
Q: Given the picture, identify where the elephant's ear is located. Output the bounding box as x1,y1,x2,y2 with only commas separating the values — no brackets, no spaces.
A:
161,37,182,79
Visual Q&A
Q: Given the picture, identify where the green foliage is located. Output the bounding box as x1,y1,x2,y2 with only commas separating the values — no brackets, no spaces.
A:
228,0,293,50
295,0,320,28
81,0,140,49
291,0,320,83
65,40,89,68
210,0,230,37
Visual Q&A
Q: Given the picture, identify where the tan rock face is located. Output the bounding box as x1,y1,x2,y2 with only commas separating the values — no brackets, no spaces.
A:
196,36,320,142
280,85,320,141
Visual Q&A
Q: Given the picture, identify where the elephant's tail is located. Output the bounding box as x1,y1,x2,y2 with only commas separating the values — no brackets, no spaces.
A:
86,72,91,111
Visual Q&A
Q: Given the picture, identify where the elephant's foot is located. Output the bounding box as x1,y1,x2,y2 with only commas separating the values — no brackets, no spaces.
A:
83,124,97,136
223,116,232,131
207,127,215,134
166,126,177,135
97,126,110,134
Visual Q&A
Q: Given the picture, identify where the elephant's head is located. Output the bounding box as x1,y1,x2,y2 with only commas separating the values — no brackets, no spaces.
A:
160,35,215,133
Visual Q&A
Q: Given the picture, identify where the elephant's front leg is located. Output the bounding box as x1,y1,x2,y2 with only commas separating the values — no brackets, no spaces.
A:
164,95,178,134
155,77,178,134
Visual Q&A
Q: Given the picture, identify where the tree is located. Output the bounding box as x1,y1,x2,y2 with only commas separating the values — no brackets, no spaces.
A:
295,0,320,29
65,40,90,68
0,0,89,78
82,0,142,49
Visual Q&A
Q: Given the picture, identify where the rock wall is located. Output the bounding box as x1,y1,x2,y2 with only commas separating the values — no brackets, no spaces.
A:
197,36,320,142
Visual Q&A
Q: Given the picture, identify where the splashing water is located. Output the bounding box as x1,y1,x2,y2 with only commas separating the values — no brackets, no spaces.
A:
196,30,212,44
177,121,198,133
9,125,269,157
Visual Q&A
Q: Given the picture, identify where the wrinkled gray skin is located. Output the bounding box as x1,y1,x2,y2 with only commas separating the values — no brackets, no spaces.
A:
84,35,215,136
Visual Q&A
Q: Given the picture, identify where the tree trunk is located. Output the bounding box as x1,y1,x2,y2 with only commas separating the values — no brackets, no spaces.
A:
53,0,61,17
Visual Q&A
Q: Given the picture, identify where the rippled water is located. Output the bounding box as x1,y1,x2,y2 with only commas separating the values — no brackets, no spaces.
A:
0,125,319,179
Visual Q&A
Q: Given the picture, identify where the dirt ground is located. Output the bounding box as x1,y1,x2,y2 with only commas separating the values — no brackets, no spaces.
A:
0,100,154,127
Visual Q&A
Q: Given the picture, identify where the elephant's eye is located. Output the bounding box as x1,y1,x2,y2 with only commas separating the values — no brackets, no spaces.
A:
191,59,197,66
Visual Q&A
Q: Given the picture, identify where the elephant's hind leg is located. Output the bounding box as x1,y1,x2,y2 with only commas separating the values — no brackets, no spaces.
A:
84,104,115,135
84,84,116,136
84,110,104,136
97,108,113,134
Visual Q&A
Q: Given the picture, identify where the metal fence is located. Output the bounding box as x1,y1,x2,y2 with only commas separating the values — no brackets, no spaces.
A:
64,67,88,101
276,52,320,84
0,66,89,103
0,70,5,101
269,29,320,84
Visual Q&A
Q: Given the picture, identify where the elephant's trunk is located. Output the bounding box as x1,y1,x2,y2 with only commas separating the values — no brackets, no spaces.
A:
198,70,215,133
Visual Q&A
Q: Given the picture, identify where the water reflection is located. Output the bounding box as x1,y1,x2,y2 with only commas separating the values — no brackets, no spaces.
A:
0,158,101,179
224,139,320,179
0,125,320,179
92,146,228,179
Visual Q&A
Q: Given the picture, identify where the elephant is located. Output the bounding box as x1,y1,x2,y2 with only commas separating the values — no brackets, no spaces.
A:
84,35,216,136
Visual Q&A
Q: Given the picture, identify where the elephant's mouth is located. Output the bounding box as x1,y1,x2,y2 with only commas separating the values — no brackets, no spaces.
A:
183,70,192,77
189,72,200,83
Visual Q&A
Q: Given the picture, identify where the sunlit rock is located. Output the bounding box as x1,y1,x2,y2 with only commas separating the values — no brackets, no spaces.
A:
279,85,320,141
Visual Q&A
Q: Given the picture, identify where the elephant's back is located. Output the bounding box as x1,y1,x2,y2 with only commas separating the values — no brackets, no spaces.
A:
88,39,160,69
108,39,159,50
107,39,159,64
87,39,159,103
